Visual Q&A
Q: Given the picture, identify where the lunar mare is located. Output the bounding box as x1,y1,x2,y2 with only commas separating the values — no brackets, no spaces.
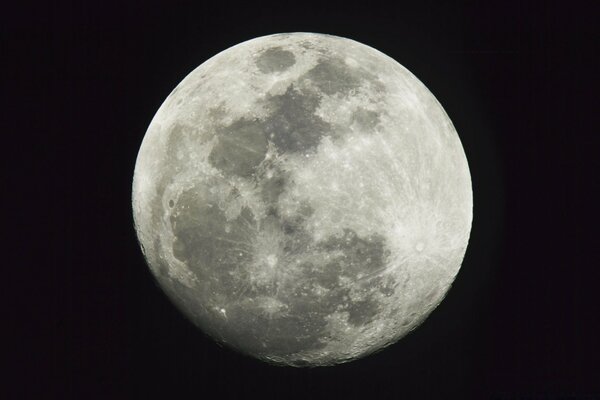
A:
132,33,472,366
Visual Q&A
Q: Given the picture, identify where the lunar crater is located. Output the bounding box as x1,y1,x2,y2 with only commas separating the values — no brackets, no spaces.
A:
303,57,365,96
256,46,296,74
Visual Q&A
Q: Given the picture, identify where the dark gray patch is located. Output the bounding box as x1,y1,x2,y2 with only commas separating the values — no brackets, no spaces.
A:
170,188,256,290
299,40,318,51
282,219,298,235
259,167,288,206
281,227,314,255
317,229,393,303
318,229,390,275
323,286,351,309
209,118,268,177
166,123,192,159
297,201,315,218
225,186,241,202
172,237,187,262
346,297,381,326
168,199,174,208
352,108,381,129
303,57,363,96
298,261,315,274
208,104,227,123
352,234,391,271
316,261,341,289
263,85,330,153
248,207,314,260
280,202,314,236
287,228,386,328
256,47,296,74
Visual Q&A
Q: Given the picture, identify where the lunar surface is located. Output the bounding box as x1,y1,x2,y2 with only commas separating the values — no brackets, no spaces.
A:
132,33,472,366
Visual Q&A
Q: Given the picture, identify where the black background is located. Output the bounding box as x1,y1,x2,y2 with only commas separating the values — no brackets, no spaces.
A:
7,1,598,399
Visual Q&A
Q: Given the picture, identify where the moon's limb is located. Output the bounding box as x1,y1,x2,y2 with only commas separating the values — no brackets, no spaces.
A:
132,33,472,366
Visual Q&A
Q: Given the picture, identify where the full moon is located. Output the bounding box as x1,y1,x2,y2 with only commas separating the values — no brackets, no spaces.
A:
132,33,472,366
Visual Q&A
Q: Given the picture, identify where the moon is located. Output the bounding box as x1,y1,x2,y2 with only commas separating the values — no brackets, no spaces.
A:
132,33,472,366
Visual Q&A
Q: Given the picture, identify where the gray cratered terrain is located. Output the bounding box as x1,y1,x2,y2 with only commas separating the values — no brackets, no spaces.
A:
132,33,472,366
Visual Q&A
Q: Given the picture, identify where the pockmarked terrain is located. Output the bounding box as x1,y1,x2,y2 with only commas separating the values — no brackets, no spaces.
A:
132,33,472,366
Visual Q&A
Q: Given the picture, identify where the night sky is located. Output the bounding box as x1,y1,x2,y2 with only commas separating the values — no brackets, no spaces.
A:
7,1,597,398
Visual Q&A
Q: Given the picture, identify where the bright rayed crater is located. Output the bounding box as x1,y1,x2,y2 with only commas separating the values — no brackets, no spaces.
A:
132,33,472,367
